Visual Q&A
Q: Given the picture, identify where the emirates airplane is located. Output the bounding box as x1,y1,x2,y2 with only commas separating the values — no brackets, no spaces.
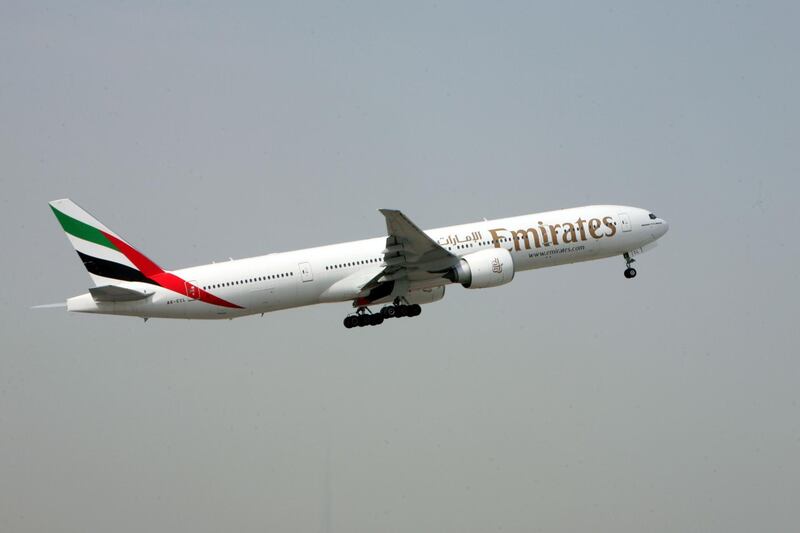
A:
46,199,668,328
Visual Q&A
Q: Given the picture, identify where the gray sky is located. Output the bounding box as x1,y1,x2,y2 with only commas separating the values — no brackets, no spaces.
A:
2,2,798,532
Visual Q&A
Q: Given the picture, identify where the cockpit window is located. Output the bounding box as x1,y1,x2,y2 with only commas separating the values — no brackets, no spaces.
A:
649,213,657,220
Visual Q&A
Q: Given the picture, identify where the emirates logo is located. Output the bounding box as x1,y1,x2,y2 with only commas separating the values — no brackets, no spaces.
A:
491,257,503,274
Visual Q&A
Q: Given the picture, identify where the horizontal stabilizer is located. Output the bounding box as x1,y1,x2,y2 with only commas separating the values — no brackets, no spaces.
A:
89,285,154,302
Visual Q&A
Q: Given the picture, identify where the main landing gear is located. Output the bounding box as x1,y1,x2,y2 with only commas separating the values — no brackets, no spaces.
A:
623,252,637,279
343,299,422,329
343,308,383,328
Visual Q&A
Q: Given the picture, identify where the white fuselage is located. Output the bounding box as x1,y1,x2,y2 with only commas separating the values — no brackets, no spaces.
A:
66,205,668,319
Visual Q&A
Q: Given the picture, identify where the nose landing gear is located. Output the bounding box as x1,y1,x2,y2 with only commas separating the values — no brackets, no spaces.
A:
623,252,637,279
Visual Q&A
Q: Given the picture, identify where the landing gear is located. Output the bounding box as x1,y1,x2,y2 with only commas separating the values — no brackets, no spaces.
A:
343,299,422,329
623,252,637,279
380,302,421,318
381,297,421,320
343,307,384,329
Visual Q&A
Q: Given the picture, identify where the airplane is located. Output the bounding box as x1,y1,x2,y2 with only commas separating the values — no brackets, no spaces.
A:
45,199,668,328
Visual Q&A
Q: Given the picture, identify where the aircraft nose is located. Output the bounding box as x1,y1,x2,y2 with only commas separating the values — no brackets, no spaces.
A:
654,218,669,238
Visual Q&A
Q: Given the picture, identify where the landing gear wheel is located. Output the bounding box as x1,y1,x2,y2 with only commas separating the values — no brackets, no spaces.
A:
408,304,422,317
622,252,638,279
344,305,386,329
381,306,397,318
395,305,408,317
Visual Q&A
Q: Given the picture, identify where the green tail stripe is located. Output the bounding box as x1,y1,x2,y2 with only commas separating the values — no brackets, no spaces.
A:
50,205,117,250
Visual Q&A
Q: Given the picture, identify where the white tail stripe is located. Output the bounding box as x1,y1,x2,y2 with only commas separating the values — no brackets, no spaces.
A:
85,273,140,288
65,234,137,269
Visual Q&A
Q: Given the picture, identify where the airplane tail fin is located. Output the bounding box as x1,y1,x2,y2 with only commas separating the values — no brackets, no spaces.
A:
49,199,165,287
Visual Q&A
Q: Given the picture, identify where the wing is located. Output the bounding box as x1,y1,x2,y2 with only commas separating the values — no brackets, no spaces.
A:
367,209,458,288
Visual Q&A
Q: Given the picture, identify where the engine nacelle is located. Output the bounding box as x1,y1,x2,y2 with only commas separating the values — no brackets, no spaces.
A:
446,248,515,289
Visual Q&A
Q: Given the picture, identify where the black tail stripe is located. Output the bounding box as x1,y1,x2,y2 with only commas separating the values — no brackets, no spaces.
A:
76,251,158,285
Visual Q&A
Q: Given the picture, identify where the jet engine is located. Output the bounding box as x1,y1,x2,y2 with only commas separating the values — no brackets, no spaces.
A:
445,248,514,289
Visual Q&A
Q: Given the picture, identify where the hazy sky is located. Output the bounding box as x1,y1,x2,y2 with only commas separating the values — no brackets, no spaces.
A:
2,2,798,532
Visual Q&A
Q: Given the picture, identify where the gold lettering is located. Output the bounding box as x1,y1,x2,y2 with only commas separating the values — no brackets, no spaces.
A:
510,228,541,250
588,218,602,239
548,224,561,246
603,216,617,237
488,228,508,249
562,222,576,243
537,222,550,246
575,218,587,241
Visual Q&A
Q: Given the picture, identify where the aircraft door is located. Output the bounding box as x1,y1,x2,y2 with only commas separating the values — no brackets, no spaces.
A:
619,212,632,232
299,262,313,282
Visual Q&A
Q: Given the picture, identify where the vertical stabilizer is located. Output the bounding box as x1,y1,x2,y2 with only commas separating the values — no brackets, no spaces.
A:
49,199,164,287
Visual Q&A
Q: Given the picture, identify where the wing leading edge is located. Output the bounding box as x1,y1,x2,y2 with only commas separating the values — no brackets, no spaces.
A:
359,210,457,295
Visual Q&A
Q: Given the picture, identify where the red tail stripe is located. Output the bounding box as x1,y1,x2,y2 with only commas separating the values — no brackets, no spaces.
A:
102,232,164,277
101,231,243,309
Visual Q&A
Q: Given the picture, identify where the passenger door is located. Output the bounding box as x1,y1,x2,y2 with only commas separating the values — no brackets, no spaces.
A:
299,262,313,282
618,212,632,232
